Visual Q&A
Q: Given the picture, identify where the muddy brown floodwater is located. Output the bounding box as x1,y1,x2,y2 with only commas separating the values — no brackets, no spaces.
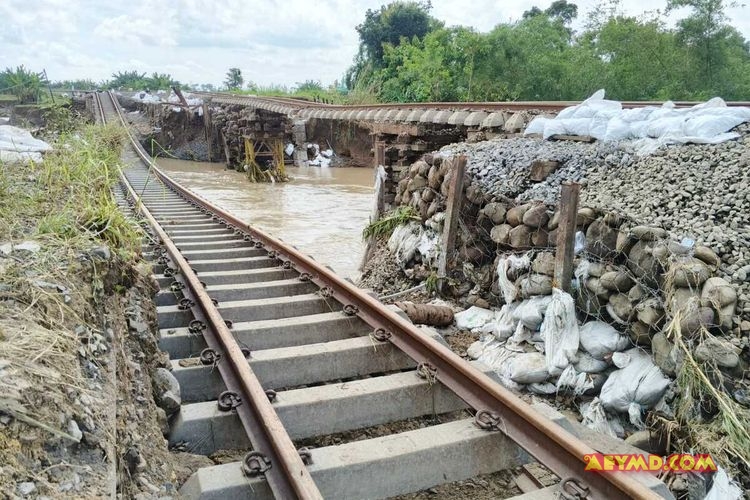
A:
156,159,375,279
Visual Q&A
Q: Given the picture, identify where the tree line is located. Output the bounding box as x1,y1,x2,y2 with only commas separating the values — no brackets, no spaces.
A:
345,0,750,102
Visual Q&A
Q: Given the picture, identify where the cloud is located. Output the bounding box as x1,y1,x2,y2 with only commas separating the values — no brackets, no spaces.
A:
93,15,178,47
1,0,748,88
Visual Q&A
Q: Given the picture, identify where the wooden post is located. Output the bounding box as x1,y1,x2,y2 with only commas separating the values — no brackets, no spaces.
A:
437,155,467,281
554,182,581,293
202,102,212,162
359,142,387,271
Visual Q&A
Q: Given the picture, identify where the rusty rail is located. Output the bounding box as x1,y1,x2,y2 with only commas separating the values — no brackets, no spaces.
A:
194,90,750,113
96,91,323,500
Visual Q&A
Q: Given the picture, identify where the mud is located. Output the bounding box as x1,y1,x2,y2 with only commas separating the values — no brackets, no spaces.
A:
156,158,374,279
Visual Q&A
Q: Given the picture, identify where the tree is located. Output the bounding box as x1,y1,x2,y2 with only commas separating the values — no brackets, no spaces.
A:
110,70,148,89
146,72,179,90
224,68,244,90
355,2,438,66
523,1,578,24
0,66,43,103
667,0,748,94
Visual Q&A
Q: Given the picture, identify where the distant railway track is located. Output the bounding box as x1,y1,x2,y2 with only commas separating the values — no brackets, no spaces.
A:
194,91,750,116
94,90,670,499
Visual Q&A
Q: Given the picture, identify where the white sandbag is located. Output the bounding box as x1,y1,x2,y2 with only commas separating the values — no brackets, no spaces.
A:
512,296,553,330
540,288,579,376
0,125,52,153
581,398,623,438
0,150,43,164
508,352,549,384
467,335,499,359
524,116,548,135
497,253,530,304
600,348,671,427
528,382,557,394
705,467,743,500
387,223,422,265
477,303,518,340
579,321,630,360
454,306,495,330
603,117,632,142
574,351,611,373
556,365,594,395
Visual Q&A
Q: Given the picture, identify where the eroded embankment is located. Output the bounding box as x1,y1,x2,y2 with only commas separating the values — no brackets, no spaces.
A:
360,127,750,495
0,123,209,499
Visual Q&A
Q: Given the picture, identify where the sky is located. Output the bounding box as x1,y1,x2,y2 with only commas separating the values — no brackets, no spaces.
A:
1,0,748,89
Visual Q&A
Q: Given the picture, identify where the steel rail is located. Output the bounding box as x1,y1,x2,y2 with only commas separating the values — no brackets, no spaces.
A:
101,90,666,499
97,91,323,500
195,90,750,112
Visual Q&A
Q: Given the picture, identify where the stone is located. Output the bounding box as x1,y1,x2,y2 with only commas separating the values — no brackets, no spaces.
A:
585,220,618,258
490,224,512,245
547,210,560,230
695,337,740,368
630,225,668,241
519,274,553,297
679,302,715,337
158,390,181,414
427,165,441,190
530,228,549,247
576,207,597,228
629,321,652,346
577,288,605,317
615,231,636,254
669,258,710,288
18,482,36,496
627,241,661,286
599,271,634,292
584,277,609,300
741,320,750,333
701,277,737,309
522,204,549,228
67,419,83,442
602,212,624,228
651,332,677,376
506,203,532,227
624,430,667,455
503,112,527,133
154,368,180,399
606,293,634,324
90,246,111,261
531,252,556,276
693,245,721,269
407,175,427,192
635,298,664,328
509,225,532,248
481,202,507,225
529,160,559,182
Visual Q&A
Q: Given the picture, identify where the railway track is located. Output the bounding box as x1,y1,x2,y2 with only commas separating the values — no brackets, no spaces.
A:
94,91,672,499
194,90,750,117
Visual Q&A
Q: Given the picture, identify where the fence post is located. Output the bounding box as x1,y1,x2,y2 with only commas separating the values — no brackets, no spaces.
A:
437,155,467,286
359,142,387,271
554,182,581,293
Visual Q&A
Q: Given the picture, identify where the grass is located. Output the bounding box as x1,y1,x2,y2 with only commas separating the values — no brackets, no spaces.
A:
0,122,141,256
232,86,379,105
362,206,420,240
664,313,750,481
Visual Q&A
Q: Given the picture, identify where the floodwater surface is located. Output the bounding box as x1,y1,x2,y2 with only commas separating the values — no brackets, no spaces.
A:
156,159,375,279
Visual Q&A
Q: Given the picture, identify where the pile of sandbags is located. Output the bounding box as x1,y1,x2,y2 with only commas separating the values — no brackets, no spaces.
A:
0,125,51,163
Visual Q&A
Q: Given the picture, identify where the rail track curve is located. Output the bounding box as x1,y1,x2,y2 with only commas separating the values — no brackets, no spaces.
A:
95,91,672,500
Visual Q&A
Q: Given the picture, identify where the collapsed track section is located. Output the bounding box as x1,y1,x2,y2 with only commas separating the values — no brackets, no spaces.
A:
95,91,670,499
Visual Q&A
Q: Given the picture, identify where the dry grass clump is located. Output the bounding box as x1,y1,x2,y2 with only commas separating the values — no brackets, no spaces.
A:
664,313,750,482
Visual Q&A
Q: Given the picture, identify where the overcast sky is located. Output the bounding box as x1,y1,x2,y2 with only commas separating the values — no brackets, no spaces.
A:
1,0,748,89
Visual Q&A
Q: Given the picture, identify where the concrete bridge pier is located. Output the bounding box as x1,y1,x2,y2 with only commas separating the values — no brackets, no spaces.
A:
291,119,308,167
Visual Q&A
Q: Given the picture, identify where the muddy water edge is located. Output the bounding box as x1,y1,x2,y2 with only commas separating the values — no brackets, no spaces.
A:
155,159,375,279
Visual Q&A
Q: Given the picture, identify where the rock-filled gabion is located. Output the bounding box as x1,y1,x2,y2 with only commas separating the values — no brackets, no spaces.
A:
391,133,749,379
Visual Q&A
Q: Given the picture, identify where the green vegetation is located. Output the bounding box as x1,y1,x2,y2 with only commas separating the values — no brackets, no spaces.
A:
347,0,750,101
0,66,44,104
362,206,420,240
0,123,141,258
224,67,244,90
